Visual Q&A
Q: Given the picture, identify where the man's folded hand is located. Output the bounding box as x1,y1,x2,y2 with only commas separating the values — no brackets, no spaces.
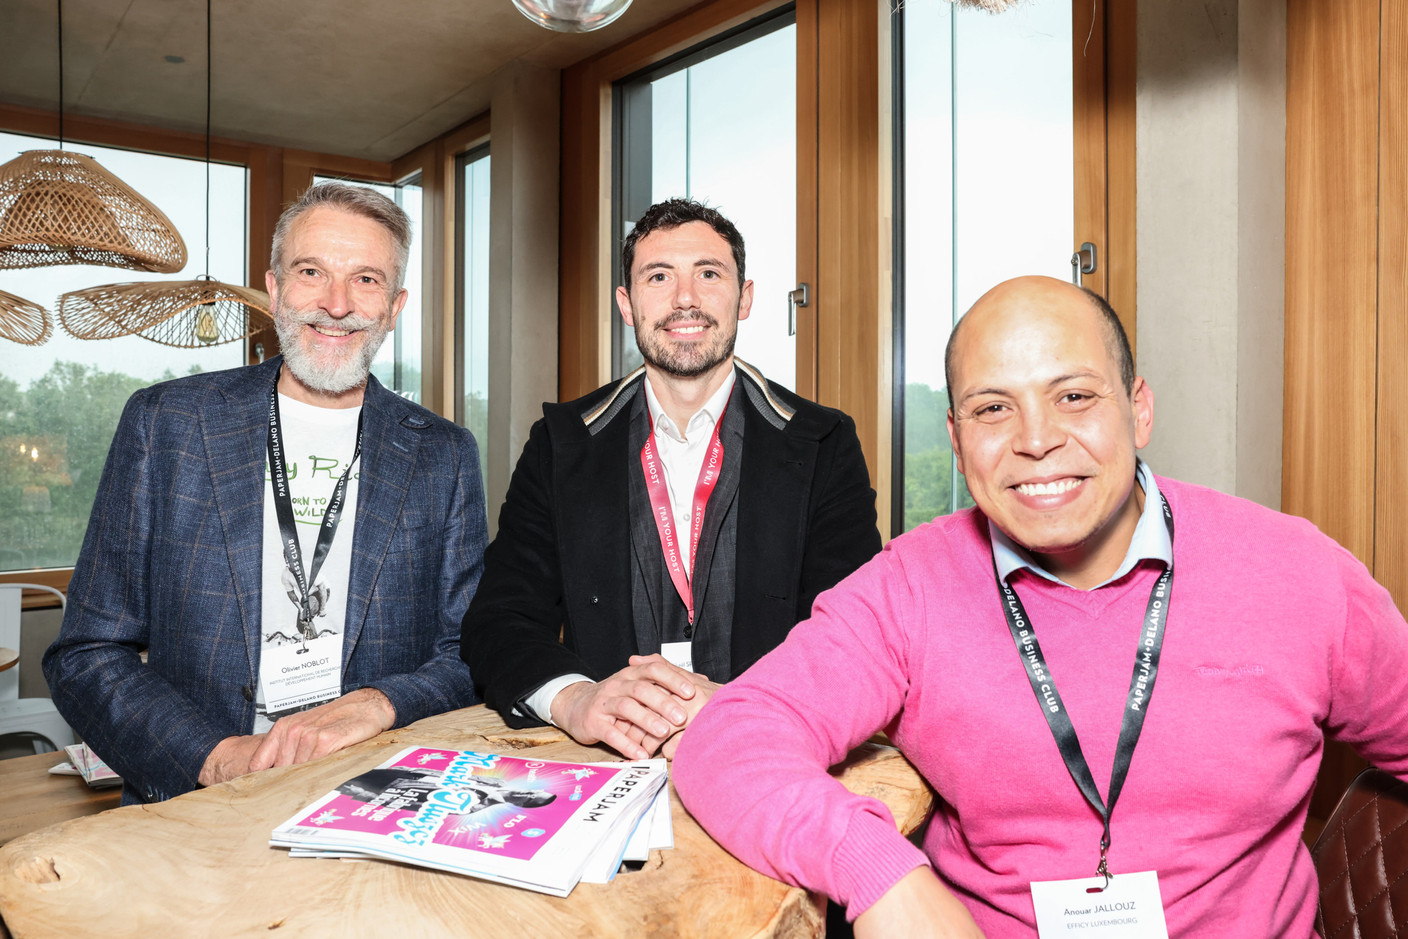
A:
550,654,717,760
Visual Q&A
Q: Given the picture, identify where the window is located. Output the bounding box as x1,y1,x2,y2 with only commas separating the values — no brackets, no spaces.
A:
311,174,424,404
612,9,797,388
455,146,491,487
893,0,1075,532
0,132,249,572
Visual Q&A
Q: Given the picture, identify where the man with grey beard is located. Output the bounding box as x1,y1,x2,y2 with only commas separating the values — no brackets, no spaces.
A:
44,183,487,805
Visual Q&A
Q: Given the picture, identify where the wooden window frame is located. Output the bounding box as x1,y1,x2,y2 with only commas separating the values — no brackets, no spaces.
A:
0,105,270,604
1075,0,1138,345
0,105,390,604
887,0,1136,537
392,114,492,420
0,106,495,603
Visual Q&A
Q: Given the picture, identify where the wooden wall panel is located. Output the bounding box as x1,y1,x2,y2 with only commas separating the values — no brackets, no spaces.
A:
1285,0,1382,824
794,0,819,402
1072,0,1136,350
816,0,887,533
280,149,393,208
247,144,283,366
1073,0,1109,303
1104,0,1137,340
1376,1,1408,609
1283,0,1379,567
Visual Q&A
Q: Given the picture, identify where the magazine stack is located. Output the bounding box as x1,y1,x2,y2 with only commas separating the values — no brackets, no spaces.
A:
50,743,123,789
271,746,671,897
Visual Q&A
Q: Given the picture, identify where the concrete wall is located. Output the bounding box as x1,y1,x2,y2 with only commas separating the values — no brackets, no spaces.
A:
486,61,561,535
1136,0,1285,509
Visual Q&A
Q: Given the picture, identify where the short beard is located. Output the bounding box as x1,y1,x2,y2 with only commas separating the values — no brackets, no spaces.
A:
273,298,391,396
633,308,737,379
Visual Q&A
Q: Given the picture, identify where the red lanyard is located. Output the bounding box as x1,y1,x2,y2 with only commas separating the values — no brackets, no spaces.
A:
640,406,727,624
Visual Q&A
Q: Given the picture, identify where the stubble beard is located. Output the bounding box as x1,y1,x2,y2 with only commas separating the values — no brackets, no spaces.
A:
633,306,738,379
273,296,392,396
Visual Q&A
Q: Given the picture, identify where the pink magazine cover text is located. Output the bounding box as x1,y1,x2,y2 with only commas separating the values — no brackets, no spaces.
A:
290,748,618,862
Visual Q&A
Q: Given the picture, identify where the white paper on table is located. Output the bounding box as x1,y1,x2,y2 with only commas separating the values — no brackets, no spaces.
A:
576,783,663,884
622,772,674,861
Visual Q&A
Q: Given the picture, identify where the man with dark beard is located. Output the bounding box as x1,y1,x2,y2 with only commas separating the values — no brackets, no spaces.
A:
461,198,880,759
44,183,486,804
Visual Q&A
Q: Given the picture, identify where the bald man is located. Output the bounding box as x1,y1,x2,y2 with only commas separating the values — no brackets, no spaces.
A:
673,276,1408,938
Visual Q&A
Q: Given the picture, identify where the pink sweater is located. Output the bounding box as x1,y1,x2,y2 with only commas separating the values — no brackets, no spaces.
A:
674,477,1408,937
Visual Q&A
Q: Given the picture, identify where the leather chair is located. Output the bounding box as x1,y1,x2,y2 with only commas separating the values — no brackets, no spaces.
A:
1312,767,1408,939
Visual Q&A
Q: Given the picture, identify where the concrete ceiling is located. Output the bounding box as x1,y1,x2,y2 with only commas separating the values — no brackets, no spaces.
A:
0,0,702,161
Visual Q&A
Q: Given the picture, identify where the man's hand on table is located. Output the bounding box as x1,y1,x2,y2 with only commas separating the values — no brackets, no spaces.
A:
854,867,986,939
198,733,267,786
248,688,397,772
550,654,718,760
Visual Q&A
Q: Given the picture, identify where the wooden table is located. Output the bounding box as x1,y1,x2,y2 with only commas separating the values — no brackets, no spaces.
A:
0,650,16,674
0,751,121,849
0,705,933,938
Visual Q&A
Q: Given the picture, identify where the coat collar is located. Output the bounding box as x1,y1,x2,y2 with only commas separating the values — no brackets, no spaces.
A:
580,360,795,436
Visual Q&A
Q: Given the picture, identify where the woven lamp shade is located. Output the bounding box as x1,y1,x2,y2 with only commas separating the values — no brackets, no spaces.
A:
0,287,53,345
0,150,188,273
59,276,272,348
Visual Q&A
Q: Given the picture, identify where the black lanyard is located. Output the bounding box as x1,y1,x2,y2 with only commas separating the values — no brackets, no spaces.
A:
993,493,1174,883
266,376,363,622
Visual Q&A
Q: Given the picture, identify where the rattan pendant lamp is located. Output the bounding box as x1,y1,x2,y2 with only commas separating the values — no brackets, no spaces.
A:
0,289,54,345
59,0,271,348
0,1,187,273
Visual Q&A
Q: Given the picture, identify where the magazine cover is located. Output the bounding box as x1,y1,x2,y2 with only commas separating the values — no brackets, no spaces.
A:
272,747,667,896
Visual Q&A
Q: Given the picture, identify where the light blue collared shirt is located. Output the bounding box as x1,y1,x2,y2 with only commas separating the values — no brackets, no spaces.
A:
990,460,1171,590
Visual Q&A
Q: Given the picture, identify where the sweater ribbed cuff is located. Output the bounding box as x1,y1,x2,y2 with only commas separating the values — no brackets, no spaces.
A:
831,808,931,920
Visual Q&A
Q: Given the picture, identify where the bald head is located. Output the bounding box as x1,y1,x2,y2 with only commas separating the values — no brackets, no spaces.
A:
944,276,1133,409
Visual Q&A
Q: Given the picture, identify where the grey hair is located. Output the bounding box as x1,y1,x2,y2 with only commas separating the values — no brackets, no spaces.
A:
269,181,413,292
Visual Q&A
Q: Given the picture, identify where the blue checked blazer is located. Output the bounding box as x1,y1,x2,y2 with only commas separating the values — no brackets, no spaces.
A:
43,357,486,803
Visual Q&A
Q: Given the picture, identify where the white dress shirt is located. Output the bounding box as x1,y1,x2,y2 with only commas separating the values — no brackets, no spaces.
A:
641,369,736,576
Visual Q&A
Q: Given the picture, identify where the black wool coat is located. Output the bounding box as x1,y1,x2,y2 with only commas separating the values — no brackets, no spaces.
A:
461,362,882,727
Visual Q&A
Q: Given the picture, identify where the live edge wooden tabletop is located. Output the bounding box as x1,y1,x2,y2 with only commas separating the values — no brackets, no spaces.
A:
0,704,933,938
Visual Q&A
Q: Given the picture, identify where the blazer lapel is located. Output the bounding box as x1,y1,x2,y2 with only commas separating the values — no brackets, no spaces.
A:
203,357,282,679
342,378,419,664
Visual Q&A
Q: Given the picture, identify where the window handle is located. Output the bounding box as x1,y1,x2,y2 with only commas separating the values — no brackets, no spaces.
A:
787,283,809,337
1071,242,1097,287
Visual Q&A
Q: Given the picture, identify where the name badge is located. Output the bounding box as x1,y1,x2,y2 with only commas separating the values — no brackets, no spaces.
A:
660,641,694,673
1030,870,1168,938
259,635,341,714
